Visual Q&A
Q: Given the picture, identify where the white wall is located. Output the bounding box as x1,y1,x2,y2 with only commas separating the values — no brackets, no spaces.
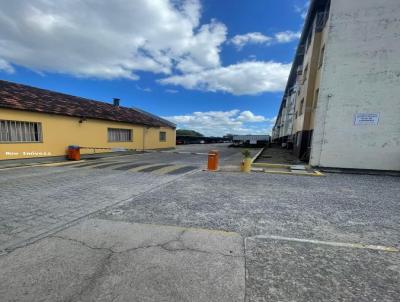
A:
310,0,400,171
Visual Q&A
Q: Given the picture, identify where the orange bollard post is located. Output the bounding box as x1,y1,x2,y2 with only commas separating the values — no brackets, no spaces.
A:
207,150,219,171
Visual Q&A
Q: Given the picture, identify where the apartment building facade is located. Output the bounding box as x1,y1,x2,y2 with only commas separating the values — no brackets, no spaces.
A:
272,0,400,171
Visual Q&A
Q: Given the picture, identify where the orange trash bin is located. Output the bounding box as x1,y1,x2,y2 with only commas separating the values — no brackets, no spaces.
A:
207,150,219,171
67,145,81,161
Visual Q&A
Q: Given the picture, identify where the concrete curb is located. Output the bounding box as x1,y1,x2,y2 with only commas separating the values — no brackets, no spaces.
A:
261,169,325,177
251,147,265,163
251,162,325,177
252,162,292,169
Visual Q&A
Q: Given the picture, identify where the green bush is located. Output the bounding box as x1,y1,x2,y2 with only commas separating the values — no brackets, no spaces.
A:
241,149,251,158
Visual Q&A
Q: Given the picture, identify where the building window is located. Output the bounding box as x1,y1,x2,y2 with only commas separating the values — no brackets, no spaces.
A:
299,99,305,116
0,120,42,143
159,131,166,142
314,89,320,109
108,128,132,142
303,64,308,84
306,31,312,51
319,45,325,68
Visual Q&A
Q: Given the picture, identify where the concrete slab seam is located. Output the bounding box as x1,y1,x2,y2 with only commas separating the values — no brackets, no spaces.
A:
247,235,399,253
0,169,201,256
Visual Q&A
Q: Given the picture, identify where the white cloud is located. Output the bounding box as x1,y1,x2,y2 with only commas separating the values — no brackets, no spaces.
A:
0,58,15,73
230,30,301,50
0,0,295,97
294,1,310,19
0,0,226,79
136,85,152,92
0,58,14,73
230,32,272,50
237,111,266,122
165,89,179,93
274,31,301,43
159,61,291,95
164,110,275,136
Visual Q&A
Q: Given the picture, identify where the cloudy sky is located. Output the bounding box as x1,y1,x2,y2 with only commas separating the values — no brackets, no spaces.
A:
0,0,309,136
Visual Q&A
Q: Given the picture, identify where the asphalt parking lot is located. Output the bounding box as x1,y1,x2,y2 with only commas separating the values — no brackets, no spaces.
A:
1,144,244,252
0,144,399,301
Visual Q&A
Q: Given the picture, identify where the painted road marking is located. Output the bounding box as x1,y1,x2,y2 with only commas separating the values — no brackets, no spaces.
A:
53,160,197,175
128,163,163,172
72,161,116,168
152,150,208,155
14,157,198,175
166,165,198,175
136,164,174,172
154,164,186,175
0,160,86,170
40,161,87,167
92,162,130,169
114,162,150,171
249,235,399,253
0,164,50,171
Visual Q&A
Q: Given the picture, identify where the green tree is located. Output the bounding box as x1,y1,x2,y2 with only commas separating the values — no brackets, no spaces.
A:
176,129,204,137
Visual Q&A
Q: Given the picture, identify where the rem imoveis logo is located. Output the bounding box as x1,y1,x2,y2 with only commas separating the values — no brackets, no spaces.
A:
5,151,52,156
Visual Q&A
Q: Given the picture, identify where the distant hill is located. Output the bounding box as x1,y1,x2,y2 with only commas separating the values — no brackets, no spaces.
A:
176,129,204,137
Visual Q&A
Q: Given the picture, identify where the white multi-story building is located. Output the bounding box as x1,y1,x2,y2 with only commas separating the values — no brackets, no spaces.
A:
273,0,400,171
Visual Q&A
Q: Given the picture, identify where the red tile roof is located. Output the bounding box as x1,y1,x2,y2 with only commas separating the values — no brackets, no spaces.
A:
0,80,175,128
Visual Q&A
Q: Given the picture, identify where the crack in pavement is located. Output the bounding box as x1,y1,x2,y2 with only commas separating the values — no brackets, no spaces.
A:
49,228,243,258
47,229,244,300
65,250,113,302
0,171,200,257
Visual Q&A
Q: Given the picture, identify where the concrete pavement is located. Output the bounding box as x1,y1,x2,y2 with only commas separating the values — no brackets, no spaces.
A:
0,165,186,253
0,219,245,302
0,144,399,301
245,236,399,301
0,143,258,170
1,144,241,253
100,171,400,246
98,170,400,301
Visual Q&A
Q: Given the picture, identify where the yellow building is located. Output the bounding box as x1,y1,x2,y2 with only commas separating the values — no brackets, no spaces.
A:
291,8,328,159
0,80,176,160
272,0,330,161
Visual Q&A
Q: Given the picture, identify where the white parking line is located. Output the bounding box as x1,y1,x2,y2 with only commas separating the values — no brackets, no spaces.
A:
162,151,208,155
247,235,399,252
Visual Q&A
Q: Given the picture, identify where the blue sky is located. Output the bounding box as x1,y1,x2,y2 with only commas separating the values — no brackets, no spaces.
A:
0,0,308,136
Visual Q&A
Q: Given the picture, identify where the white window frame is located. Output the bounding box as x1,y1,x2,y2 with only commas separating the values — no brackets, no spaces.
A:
0,120,42,143
108,128,132,142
